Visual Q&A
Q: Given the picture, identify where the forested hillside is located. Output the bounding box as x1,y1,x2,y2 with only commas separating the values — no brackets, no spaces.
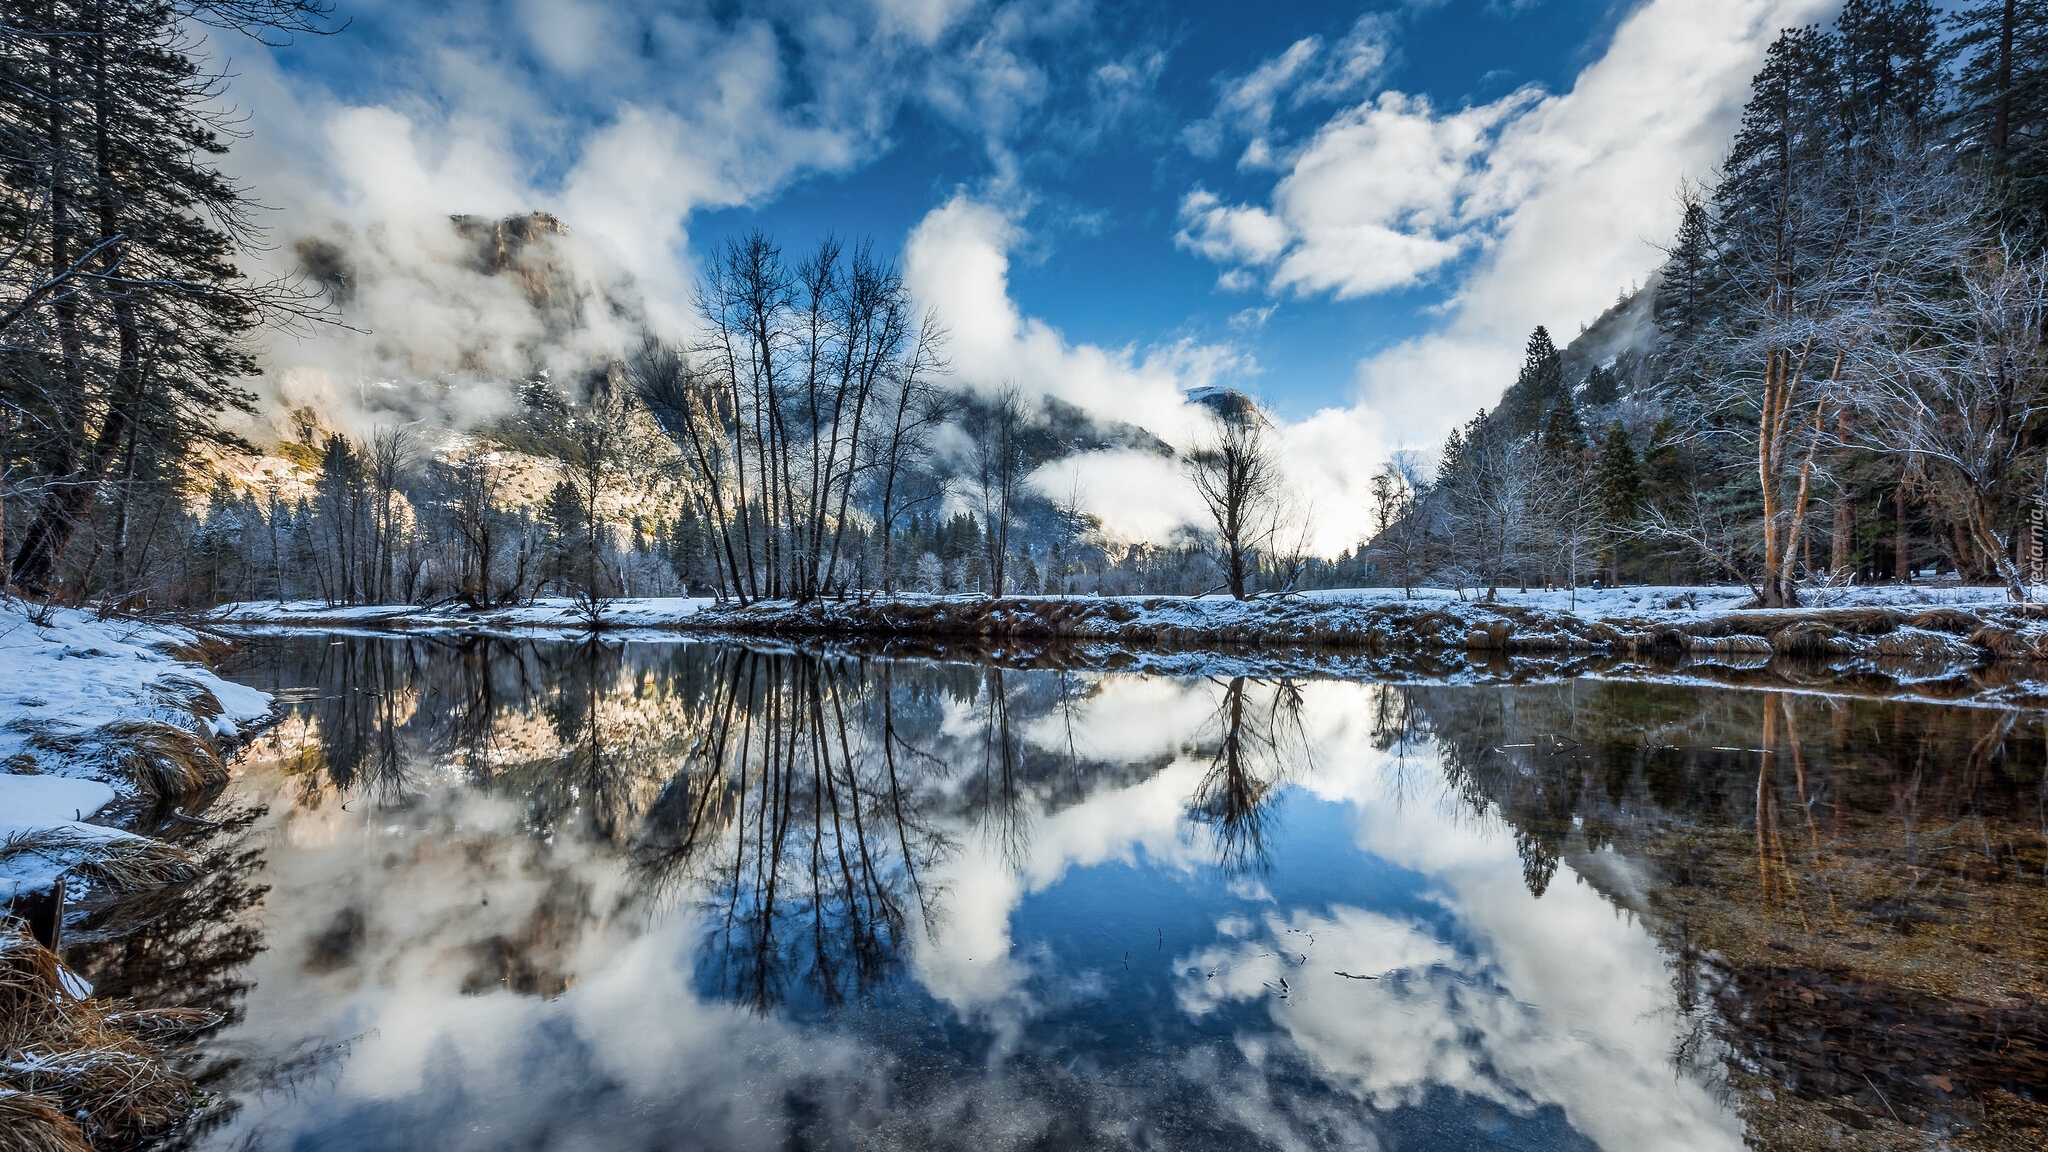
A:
1373,0,2048,606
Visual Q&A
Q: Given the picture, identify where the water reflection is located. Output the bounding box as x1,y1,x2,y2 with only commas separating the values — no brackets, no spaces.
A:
137,637,2048,1150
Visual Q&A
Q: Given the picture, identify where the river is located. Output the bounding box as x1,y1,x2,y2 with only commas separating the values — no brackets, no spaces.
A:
71,635,2048,1151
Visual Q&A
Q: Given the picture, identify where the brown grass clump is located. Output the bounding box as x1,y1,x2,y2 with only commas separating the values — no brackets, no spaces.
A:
95,720,225,798
0,829,201,897
20,718,226,798
0,924,197,1150
163,633,238,670
0,1088,94,1152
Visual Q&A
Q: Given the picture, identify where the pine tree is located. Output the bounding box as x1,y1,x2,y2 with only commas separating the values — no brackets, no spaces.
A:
1539,386,1586,461
1594,423,1641,531
1,0,333,594
1499,327,1565,436
1580,364,1620,407
1952,0,2048,224
1655,195,1713,341
1838,0,1942,134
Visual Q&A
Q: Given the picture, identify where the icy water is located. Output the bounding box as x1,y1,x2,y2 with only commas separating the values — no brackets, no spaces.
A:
74,637,2048,1151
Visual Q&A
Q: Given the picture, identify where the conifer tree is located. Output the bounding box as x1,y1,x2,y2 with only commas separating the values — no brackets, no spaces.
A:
1655,195,1713,341
1951,0,2048,223
1539,386,1586,461
1,0,332,595
1837,0,1942,133
1580,364,1620,408
1593,422,1641,582
1499,327,1565,436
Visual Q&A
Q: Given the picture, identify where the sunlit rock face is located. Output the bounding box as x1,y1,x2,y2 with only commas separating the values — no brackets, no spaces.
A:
82,636,2048,1152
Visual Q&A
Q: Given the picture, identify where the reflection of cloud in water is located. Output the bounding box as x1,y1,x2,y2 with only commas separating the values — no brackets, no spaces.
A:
190,641,1745,1150
922,676,1739,1152
1276,682,1744,1152
913,755,1208,1032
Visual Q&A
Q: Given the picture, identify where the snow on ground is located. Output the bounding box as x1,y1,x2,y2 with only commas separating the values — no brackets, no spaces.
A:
211,596,713,635
1,598,273,898
1293,581,2023,618
0,775,132,898
210,583,2028,635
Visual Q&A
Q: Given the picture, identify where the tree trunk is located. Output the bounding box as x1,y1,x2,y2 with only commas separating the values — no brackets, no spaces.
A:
1895,487,1911,582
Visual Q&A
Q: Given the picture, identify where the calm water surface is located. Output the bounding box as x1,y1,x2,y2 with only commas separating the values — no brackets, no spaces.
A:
75,637,2048,1151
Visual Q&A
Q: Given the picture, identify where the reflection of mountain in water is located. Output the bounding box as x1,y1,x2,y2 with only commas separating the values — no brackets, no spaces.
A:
217,638,1292,1016
1399,681,2048,1146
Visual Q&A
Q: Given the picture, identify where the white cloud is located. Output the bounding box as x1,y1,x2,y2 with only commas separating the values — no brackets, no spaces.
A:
1183,13,1395,170
904,192,1391,552
1176,189,1290,266
900,193,1400,548
1179,88,1541,299
871,0,982,45
1183,0,1836,447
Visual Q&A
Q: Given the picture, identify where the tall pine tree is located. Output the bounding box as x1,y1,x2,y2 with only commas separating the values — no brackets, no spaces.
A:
1,0,332,595
1952,0,2048,225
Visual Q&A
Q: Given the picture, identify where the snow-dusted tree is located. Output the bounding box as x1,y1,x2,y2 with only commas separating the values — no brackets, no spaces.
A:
1365,454,1431,597
1436,414,1541,601
1845,171,2048,596
1,0,334,594
1591,421,1641,584
1680,28,1875,606
967,387,1028,596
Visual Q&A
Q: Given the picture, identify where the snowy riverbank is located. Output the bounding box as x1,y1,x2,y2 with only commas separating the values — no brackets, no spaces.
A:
208,595,714,636
203,583,2048,706
0,599,279,1152
1,600,272,901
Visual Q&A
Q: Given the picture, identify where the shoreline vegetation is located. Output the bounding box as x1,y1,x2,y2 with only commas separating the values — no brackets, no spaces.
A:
0,600,274,1152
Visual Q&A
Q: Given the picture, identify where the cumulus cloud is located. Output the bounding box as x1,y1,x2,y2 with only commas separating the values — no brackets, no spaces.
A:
1179,88,1541,298
1181,0,1835,447
903,194,1221,541
900,191,1393,552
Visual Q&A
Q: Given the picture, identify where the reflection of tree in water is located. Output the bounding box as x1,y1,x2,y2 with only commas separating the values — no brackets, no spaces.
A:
1186,677,1310,875
630,649,955,1013
181,639,1313,1024
1405,680,2048,1146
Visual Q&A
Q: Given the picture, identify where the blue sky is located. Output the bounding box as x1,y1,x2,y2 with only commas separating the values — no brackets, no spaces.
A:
262,0,1637,419
238,0,1830,547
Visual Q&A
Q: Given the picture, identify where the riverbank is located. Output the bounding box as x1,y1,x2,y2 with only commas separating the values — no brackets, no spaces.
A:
0,599,273,1152
201,585,2048,706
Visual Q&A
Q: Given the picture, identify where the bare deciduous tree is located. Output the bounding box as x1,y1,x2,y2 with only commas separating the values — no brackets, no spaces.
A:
967,387,1028,596
1365,454,1431,598
1850,230,2048,598
1186,403,1283,600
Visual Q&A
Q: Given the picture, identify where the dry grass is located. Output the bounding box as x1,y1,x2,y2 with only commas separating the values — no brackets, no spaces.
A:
93,720,225,798
151,676,224,726
19,718,226,798
0,924,197,1150
0,1088,94,1152
162,633,238,670
0,829,201,893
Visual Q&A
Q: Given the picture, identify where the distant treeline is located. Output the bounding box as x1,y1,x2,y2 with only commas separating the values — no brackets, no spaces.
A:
1368,0,2048,605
